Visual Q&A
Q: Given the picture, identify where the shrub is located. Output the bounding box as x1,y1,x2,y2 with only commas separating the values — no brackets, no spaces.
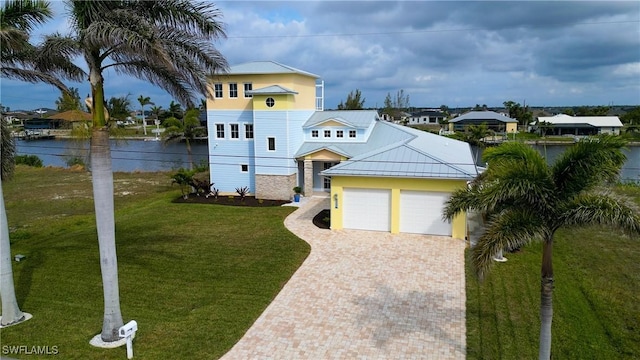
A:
171,168,196,199
235,186,249,200
65,156,86,168
15,155,43,168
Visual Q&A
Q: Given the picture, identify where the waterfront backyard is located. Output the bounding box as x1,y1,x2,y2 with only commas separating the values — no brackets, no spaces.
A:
1,166,639,358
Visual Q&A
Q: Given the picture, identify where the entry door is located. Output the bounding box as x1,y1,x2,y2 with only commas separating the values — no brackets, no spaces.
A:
323,162,337,190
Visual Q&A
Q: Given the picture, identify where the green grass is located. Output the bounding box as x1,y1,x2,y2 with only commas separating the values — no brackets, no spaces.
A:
1,166,310,359
466,186,640,359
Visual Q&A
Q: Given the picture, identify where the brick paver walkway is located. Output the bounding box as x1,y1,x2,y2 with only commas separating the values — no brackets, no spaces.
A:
221,196,467,359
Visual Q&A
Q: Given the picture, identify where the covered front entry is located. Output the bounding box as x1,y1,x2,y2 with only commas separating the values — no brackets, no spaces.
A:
343,188,391,231
399,190,451,235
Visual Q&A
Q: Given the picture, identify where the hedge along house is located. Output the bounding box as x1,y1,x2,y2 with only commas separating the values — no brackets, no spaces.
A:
207,61,479,238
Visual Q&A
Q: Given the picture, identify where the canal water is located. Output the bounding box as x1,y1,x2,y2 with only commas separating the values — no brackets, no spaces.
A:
15,138,640,182
15,138,208,172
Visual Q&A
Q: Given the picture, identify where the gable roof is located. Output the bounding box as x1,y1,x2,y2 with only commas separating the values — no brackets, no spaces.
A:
303,110,378,129
228,61,320,78
247,85,298,95
537,114,623,127
449,110,517,123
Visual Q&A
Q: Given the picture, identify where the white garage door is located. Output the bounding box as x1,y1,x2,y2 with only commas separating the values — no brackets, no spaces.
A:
343,188,391,232
400,190,452,235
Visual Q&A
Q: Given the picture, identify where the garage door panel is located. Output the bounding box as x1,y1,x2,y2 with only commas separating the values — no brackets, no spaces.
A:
343,188,390,232
400,191,451,235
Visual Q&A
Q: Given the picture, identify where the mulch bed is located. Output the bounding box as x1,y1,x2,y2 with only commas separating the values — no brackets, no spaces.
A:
172,195,291,207
312,209,331,229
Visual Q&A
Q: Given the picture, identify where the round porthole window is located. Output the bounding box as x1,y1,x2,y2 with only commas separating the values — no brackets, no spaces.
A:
266,97,275,107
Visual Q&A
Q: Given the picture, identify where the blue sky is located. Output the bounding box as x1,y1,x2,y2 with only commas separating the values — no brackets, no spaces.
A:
1,1,639,112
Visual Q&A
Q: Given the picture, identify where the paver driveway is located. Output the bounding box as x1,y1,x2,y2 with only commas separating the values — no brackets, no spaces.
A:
221,196,467,359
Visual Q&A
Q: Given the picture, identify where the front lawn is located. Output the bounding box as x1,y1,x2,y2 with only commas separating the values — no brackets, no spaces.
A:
1,166,310,359
466,185,640,359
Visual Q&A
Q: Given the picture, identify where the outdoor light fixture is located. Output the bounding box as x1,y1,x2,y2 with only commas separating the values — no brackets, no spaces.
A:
333,193,338,209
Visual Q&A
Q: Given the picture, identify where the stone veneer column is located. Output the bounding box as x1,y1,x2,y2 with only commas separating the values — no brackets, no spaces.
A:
303,159,313,196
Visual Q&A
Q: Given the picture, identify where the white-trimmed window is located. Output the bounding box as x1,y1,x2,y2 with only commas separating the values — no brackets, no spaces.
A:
215,124,225,138
214,83,223,98
230,123,239,139
240,164,249,172
311,130,319,138
265,97,275,107
245,124,254,139
336,130,344,138
267,137,276,151
349,130,356,138
324,130,331,138
229,83,238,98
243,83,252,98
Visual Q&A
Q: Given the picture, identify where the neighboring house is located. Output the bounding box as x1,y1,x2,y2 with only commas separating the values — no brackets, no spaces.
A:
408,110,446,125
448,110,518,134
206,61,478,238
536,114,623,136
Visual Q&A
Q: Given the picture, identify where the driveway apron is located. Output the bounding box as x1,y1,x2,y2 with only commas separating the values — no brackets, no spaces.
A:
220,196,467,359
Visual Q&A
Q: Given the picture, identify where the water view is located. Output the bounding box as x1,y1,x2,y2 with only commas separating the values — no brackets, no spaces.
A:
15,138,208,172
15,138,640,182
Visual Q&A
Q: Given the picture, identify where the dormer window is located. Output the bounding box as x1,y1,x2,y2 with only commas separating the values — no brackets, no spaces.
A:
349,130,356,138
324,130,331,138
311,130,319,138
336,130,344,138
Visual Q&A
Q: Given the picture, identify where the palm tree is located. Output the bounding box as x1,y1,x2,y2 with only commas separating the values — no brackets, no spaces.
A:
42,0,227,343
1,112,24,327
167,100,183,119
1,0,80,328
443,137,640,360
137,95,154,135
162,108,205,169
1,0,82,90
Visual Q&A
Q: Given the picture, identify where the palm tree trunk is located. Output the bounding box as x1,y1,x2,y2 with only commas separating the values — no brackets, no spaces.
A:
91,127,124,342
539,239,554,360
0,178,25,326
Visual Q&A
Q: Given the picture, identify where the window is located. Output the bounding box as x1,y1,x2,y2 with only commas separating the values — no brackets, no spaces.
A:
244,83,252,98
349,130,356,138
267,137,276,151
311,130,319,138
215,124,225,138
336,130,344,138
245,124,254,139
324,130,331,138
265,97,275,107
214,83,223,98
230,124,239,139
229,83,238,98
240,164,248,172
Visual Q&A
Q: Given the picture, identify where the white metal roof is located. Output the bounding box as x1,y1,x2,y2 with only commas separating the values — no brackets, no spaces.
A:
315,121,478,180
537,114,623,127
228,61,320,78
303,110,379,129
449,110,517,123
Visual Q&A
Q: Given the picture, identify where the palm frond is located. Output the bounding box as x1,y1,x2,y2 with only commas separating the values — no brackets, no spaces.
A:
472,208,547,279
560,192,640,235
552,136,627,199
1,0,52,33
1,66,68,91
